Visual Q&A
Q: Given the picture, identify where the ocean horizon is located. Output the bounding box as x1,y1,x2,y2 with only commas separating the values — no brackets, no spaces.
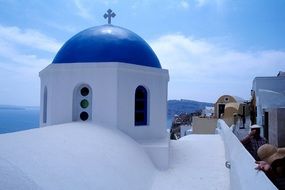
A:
0,106,40,134
0,106,173,134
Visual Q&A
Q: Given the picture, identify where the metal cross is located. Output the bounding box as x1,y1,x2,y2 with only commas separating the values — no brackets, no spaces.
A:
104,9,116,24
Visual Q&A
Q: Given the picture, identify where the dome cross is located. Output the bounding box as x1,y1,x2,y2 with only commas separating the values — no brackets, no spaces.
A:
104,9,116,24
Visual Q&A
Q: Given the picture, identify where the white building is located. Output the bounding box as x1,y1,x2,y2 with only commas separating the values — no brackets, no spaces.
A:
202,106,214,117
252,73,285,126
39,24,169,169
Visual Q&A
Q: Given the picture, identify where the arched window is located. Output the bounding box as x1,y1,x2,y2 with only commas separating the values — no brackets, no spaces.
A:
135,86,148,126
43,86,47,123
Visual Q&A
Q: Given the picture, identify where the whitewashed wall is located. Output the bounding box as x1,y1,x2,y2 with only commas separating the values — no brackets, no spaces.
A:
217,119,277,190
39,63,118,127
39,62,170,170
252,77,285,126
117,63,169,140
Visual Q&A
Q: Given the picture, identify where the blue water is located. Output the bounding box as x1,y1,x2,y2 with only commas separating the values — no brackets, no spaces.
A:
167,118,172,128
0,108,39,134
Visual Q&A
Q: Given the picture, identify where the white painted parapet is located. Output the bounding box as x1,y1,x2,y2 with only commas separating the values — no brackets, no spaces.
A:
217,119,277,190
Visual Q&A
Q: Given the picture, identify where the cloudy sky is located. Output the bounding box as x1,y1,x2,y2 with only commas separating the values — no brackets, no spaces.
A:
0,0,285,106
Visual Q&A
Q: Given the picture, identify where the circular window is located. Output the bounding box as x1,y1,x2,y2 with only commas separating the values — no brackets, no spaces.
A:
80,111,89,121
80,99,89,109
81,87,89,96
224,97,229,102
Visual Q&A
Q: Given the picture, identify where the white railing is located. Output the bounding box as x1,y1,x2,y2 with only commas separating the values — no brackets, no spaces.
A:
217,119,277,190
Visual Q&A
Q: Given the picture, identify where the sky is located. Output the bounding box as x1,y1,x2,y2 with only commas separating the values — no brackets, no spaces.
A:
0,0,285,106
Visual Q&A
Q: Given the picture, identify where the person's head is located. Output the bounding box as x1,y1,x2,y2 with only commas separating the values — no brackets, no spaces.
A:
257,144,285,165
250,124,261,137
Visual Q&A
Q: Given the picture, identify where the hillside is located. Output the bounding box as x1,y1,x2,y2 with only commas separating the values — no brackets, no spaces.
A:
167,99,213,118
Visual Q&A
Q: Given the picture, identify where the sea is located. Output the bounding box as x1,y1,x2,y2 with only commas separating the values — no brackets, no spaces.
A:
0,107,40,134
0,107,173,134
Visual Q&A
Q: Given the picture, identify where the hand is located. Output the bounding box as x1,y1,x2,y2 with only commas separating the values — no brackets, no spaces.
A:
255,161,271,171
249,130,256,137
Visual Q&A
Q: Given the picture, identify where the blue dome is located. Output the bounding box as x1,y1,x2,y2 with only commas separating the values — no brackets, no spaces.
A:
52,25,161,68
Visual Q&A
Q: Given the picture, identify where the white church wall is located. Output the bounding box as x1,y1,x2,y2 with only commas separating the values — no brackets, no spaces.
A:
40,67,74,126
116,63,169,140
40,61,170,176
39,62,170,169
39,63,119,127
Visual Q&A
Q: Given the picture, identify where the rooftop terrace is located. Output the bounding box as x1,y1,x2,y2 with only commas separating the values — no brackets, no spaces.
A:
0,120,278,190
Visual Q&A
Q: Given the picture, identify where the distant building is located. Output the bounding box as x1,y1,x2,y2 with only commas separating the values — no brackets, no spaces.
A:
251,72,285,143
190,95,248,135
214,95,249,127
252,73,285,126
201,106,214,118
214,95,245,118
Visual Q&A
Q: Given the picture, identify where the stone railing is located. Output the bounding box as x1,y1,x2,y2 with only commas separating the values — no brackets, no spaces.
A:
217,119,277,190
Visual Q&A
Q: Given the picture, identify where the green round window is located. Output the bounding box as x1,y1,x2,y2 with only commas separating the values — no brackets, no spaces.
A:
80,99,89,109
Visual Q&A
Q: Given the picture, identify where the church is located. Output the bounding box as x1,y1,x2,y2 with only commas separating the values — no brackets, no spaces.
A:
39,13,170,169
